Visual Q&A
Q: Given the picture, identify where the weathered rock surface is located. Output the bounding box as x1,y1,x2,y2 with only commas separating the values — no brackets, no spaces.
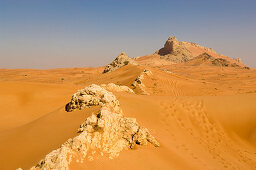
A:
156,36,193,63
103,52,138,73
29,84,159,170
132,69,152,95
185,53,247,68
65,84,122,113
153,36,248,68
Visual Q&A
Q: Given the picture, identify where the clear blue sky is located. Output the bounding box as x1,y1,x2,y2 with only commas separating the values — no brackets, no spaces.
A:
0,0,255,69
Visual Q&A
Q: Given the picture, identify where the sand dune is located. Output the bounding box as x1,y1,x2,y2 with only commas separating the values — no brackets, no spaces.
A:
0,82,78,131
0,55,256,169
0,104,100,169
69,93,256,169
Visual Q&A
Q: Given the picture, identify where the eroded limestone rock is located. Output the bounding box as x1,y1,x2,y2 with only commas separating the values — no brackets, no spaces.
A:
65,84,122,113
29,84,159,170
156,36,193,62
103,52,138,73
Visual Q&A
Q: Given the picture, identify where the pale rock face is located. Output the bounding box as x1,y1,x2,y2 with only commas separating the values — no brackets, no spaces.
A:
103,52,138,73
65,84,122,113
163,36,179,54
156,36,193,63
29,84,159,170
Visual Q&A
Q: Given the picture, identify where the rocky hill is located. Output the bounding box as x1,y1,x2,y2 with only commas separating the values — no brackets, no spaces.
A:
155,36,193,62
103,52,137,73
136,36,247,68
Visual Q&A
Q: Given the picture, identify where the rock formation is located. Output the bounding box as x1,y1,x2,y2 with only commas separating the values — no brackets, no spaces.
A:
185,53,246,68
151,36,248,68
132,69,152,95
155,36,193,62
103,52,137,73
29,84,159,170
65,84,122,113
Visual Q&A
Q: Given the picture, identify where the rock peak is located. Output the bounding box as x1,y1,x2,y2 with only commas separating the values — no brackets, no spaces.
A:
103,52,137,73
157,35,180,56
119,51,127,56
155,36,193,62
168,36,177,41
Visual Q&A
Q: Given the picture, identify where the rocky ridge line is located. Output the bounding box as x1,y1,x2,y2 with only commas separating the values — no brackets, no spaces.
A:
28,84,159,170
188,53,249,69
132,69,152,95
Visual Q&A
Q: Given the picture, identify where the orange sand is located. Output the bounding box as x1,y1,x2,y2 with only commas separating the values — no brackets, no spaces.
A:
0,64,255,169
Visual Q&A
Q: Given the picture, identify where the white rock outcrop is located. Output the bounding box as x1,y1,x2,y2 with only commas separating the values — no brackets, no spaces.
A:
30,84,159,170
103,52,138,73
65,84,122,113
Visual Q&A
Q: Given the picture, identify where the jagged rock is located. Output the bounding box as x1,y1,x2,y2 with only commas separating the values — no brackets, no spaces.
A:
103,52,138,73
78,107,160,150
29,84,159,170
185,53,245,68
65,84,122,113
211,58,242,67
156,36,193,63
212,58,230,67
132,69,152,95
158,36,179,55
197,52,215,61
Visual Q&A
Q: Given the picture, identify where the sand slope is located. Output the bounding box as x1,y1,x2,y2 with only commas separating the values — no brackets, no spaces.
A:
0,64,255,169
70,94,256,169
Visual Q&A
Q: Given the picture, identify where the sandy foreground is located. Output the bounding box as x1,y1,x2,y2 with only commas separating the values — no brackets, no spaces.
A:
0,65,256,169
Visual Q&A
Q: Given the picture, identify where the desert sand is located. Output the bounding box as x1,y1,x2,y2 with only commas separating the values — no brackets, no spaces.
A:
0,37,256,170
